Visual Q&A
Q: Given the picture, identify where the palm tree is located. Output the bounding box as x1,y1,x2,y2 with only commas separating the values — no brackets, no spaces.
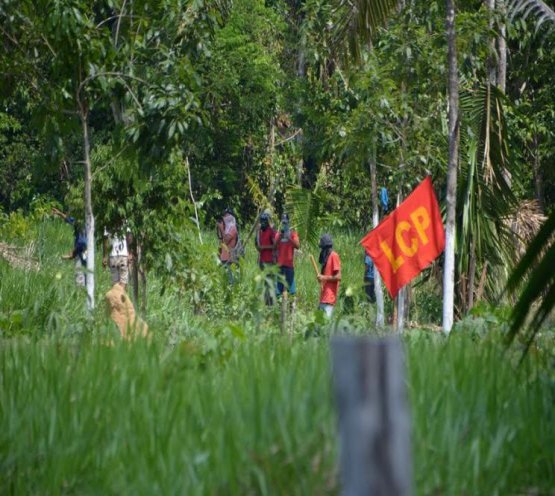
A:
506,210,555,352
504,0,555,346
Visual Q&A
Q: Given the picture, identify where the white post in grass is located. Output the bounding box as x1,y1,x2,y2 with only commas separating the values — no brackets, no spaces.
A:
331,336,412,496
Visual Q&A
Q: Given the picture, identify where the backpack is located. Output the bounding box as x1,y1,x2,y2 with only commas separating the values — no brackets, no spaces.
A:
75,230,87,263
76,231,87,251
230,237,245,263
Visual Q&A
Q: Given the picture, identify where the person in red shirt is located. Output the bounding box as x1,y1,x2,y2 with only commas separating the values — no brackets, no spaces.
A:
273,213,300,298
317,233,341,318
255,211,276,305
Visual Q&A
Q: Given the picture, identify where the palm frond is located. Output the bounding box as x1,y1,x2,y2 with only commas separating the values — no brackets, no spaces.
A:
285,187,329,249
509,0,555,31
506,211,555,346
331,0,400,62
246,175,273,215
506,200,547,259
457,84,516,296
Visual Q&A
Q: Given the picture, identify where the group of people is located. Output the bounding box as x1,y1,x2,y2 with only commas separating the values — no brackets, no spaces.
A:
51,207,132,291
217,209,374,318
53,205,375,320
52,207,147,338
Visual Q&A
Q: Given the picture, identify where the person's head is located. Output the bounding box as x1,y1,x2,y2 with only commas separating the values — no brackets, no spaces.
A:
319,233,333,249
260,212,270,230
222,209,236,234
280,213,289,231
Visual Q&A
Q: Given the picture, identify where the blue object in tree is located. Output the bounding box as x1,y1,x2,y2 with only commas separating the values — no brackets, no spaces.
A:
380,187,389,212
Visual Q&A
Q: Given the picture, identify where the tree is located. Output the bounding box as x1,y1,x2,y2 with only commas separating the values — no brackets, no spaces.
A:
507,209,555,353
0,1,126,309
1,0,226,311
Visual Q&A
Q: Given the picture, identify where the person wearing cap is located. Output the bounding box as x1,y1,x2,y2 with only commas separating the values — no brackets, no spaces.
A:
317,233,341,318
51,207,87,287
273,213,300,298
255,211,277,305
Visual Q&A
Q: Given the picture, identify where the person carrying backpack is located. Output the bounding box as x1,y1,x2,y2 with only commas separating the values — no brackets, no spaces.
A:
52,207,87,287
216,208,240,283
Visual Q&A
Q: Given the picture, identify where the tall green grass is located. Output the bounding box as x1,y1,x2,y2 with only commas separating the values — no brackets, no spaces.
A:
408,333,555,495
1,218,554,494
0,337,336,495
1,334,554,495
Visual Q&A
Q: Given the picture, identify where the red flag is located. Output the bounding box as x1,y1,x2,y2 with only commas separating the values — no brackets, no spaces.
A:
360,177,445,298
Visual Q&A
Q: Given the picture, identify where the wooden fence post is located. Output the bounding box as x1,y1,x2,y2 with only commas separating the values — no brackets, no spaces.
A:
331,336,412,496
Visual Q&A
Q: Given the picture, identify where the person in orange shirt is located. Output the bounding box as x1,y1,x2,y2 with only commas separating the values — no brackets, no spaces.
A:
317,233,341,318
273,213,300,298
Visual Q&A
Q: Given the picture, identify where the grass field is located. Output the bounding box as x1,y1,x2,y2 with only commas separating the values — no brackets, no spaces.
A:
1,218,554,494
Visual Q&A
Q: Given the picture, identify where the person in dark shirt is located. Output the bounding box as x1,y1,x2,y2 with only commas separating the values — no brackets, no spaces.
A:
364,250,376,303
52,207,87,287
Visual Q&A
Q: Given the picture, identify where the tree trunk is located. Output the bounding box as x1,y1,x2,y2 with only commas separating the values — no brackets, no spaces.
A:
443,0,460,334
369,154,385,328
397,287,406,333
131,247,139,306
475,262,488,302
139,247,147,314
395,190,406,333
268,119,277,208
186,157,203,244
532,134,545,212
485,0,497,87
497,0,507,93
80,103,95,311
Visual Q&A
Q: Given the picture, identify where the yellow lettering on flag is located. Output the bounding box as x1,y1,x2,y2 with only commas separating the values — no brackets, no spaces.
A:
380,240,404,273
410,206,430,245
395,221,418,257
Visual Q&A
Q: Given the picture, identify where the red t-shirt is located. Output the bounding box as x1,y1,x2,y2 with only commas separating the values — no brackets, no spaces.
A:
320,251,341,305
257,227,276,263
274,231,299,268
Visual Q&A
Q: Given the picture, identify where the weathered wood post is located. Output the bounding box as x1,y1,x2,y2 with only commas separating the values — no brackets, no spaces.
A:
331,336,412,496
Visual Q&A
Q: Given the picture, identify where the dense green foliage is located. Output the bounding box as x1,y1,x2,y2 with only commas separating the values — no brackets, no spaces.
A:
1,0,555,491
1,0,553,314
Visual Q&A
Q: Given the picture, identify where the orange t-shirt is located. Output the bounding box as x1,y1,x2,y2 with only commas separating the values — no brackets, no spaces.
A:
320,251,341,305
274,231,299,268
